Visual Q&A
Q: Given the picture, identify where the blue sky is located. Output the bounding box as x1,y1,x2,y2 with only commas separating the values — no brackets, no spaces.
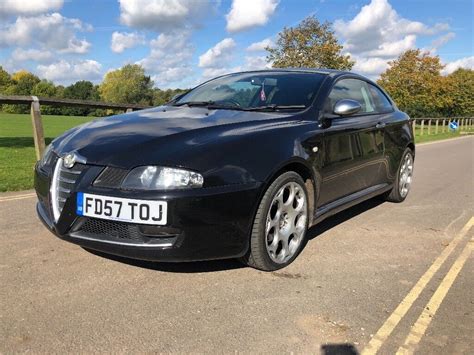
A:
1,0,472,88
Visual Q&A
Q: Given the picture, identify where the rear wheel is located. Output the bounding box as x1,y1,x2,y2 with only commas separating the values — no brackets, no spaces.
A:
242,171,309,271
385,148,414,202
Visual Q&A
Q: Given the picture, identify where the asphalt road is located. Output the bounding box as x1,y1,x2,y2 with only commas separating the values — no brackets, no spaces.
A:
1,136,473,354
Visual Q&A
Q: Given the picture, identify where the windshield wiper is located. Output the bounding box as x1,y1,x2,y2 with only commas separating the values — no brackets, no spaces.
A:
243,104,307,111
172,100,215,107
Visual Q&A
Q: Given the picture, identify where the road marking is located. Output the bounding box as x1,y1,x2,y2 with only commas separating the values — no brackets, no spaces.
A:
0,193,37,202
396,235,473,354
417,135,473,147
361,217,474,355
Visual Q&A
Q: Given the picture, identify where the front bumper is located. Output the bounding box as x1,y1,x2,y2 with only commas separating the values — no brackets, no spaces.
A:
35,162,263,262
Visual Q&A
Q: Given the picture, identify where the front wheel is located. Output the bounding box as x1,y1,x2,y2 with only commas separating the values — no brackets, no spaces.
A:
242,171,309,271
385,148,414,203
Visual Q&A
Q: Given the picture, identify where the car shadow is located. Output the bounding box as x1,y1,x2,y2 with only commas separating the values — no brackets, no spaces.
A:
321,343,359,355
84,197,384,273
307,197,384,240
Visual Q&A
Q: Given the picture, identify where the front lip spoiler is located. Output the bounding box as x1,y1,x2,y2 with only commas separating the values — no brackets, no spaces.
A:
68,233,174,248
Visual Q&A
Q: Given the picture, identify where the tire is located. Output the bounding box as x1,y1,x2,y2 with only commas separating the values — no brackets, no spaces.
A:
384,148,414,203
241,171,309,271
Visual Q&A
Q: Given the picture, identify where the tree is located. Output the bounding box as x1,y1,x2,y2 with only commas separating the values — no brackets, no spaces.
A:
3,70,41,113
32,80,59,114
152,88,188,106
447,68,474,116
0,66,12,93
377,50,453,118
99,64,153,105
63,80,100,116
266,16,354,70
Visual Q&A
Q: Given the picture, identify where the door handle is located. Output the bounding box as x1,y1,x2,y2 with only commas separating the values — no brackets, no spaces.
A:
375,122,386,129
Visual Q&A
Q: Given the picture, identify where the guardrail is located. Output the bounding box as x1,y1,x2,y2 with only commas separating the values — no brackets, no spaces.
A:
0,95,151,160
413,117,474,136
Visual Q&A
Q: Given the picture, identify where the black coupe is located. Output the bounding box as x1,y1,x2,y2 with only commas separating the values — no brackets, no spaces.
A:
35,69,415,270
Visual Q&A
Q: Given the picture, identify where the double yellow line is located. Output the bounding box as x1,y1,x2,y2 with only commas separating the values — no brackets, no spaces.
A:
362,217,473,355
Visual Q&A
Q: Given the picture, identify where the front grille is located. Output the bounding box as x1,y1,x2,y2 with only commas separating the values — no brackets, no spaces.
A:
80,218,142,241
74,218,180,246
51,158,86,221
94,167,129,188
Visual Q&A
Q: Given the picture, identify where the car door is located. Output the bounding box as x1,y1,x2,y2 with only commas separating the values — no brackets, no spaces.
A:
318,78,386,206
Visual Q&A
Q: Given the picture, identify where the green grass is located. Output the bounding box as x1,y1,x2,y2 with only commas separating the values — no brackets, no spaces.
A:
0,112,472,192
0,113,95,192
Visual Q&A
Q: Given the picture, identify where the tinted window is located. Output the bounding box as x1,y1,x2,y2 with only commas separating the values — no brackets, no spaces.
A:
368,84,393,113
326,78,376,114
176,72,326,109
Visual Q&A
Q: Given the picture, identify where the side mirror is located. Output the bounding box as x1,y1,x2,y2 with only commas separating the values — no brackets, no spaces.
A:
333,99,361,116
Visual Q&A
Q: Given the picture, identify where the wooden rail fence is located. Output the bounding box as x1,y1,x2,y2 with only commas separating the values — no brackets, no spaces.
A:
413,117,474,136
0,95,150,159
1,95,472,160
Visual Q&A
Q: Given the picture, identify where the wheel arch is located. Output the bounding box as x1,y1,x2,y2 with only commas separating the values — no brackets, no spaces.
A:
263,158,319,226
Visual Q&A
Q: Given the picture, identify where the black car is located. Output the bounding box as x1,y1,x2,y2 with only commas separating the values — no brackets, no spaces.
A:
35,69,415,271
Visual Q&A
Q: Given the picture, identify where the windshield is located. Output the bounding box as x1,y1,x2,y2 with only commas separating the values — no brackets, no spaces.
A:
175,72,326,110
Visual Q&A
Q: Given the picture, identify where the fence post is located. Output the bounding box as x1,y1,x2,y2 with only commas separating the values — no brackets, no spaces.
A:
420,119,424,136
126,108,133,113
30,96,46,160
442,119,446,133
427,119,432,135
435,119,439,134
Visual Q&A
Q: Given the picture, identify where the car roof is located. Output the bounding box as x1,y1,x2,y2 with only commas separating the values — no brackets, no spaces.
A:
227,68,364,79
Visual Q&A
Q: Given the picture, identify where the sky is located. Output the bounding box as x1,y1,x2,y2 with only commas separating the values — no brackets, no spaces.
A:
0,0,473,89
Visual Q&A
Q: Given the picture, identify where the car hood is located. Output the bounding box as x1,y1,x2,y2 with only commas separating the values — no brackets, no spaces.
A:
54,105,297,168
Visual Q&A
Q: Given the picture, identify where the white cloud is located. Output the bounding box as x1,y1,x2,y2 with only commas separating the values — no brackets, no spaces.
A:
246,38,273,52
11,48,54,63
442,56,474,75
37,59,102,83
111,31,145,53
0,13,92,54
428,32,456,53
0,0,63,17
118,0,212,31
137,31,194,88
199,38,236,68
226,0,278,32
334,0,452,78
244,55,272,70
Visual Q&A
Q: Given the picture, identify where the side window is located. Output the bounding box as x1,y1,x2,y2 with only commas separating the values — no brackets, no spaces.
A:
368,84,393,113
326,79,376,114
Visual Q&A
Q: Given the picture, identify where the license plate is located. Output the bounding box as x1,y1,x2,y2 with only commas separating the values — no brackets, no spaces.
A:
76,192,167,225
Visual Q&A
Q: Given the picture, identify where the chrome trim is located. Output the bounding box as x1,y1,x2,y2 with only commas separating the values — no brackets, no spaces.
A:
50,158,63,222
69,233,173,248
59,187,71,193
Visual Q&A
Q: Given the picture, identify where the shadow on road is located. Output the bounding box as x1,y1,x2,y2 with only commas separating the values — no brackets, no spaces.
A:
307,197,384,240
85,197,384,273
321,343,359,355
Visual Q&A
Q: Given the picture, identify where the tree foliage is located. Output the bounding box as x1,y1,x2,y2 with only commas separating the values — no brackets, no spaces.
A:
99,64,154,105
63,80,101,116
447,68,474,116
266,16,354,70
377,50,455,117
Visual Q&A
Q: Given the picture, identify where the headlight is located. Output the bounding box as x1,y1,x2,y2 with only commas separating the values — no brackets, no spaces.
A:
39,144,53,166
122,166,204,190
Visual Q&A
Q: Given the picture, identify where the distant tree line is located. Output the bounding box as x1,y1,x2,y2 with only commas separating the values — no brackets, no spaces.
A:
1,15,473,119
0,64,188,116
